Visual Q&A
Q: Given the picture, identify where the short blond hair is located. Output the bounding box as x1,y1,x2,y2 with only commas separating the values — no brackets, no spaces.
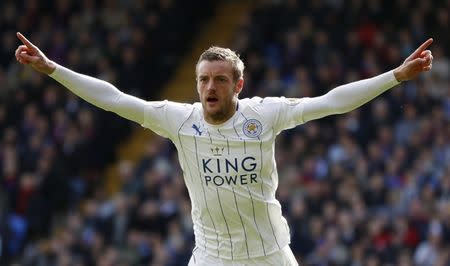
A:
196,46,245,82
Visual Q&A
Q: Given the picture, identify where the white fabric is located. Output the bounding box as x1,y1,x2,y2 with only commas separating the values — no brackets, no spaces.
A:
49,64,400,260
301,71,399,122
49,65,148,124
188,245,299,266
142,97,296,259
49,64,399,128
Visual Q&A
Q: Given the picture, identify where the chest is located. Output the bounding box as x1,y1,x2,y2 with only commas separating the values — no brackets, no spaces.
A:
175,115,276,171
183,116,273,151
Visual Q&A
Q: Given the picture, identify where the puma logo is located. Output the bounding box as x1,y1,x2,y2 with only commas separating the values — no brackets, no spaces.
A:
192,124,202,136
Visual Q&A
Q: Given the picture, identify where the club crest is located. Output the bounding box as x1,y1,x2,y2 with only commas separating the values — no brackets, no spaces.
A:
243,119,262,138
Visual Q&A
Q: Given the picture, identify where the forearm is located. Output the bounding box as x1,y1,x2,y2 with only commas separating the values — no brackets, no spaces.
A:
302,70,400,122
49,64,146,123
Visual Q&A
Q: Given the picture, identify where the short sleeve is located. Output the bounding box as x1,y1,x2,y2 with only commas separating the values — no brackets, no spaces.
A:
141,100,194,139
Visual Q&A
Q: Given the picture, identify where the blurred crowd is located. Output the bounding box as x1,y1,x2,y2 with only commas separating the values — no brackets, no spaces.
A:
1,0,449,265
0,0,214,265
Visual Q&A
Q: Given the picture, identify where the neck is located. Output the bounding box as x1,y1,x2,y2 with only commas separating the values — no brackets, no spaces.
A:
204,99,238,125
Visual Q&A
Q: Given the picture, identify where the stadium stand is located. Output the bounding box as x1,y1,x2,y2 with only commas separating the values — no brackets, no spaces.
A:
1,0,215,264
1,0,449,265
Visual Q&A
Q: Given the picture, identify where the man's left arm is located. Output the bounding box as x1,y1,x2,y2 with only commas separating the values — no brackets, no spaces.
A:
301,38,433,123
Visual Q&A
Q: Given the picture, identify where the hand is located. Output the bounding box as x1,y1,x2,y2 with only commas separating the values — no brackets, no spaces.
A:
15,32,56,75
393,38,433,82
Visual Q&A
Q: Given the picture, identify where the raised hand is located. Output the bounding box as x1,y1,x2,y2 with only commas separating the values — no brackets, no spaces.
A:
15,32,56,75
394,38,433,82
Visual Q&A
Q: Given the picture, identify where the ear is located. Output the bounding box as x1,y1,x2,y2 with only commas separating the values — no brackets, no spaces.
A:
235,78,244,95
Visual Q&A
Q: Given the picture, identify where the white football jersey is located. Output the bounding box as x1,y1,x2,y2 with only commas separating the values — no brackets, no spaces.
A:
49,63,398,260
142,96,307,260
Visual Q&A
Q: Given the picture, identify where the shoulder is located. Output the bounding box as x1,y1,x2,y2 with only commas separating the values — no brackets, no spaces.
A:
192,102,202,110
238,97,281,123
239,97,308,130
238,97,264,110
159,100,195,110
147,100,195,114
166,101,198,121
142,100,197,139
144,100,196,124
239,96,303,110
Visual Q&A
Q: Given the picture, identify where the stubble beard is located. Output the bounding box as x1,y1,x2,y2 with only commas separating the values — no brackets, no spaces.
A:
205,104,226,124
204,98,237,124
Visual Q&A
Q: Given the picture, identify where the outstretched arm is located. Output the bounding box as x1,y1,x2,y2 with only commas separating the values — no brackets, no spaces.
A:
15,32,147,124
301,38,433,122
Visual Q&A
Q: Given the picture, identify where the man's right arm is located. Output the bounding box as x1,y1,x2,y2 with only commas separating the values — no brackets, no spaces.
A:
15,32,146,124
49,64,146,124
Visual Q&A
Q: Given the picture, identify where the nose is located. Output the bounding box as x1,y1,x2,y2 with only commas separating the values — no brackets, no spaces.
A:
206,80,215,91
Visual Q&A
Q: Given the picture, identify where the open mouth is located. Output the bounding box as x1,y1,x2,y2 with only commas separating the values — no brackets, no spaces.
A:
207,96,218,103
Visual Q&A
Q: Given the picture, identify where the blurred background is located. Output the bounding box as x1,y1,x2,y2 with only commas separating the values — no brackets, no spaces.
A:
0,0,449,265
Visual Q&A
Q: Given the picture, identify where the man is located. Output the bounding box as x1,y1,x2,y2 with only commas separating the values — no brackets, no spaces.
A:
15,32,433,265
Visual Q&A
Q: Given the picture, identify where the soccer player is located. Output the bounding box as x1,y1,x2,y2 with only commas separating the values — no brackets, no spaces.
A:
15,32,433,265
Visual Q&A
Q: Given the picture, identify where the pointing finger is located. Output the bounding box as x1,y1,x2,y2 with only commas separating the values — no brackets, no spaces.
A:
16,32,37,51
410,38,433,59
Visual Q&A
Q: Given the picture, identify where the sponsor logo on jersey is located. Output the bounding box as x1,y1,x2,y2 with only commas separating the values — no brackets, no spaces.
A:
201,156,258,186
243,119,262,138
